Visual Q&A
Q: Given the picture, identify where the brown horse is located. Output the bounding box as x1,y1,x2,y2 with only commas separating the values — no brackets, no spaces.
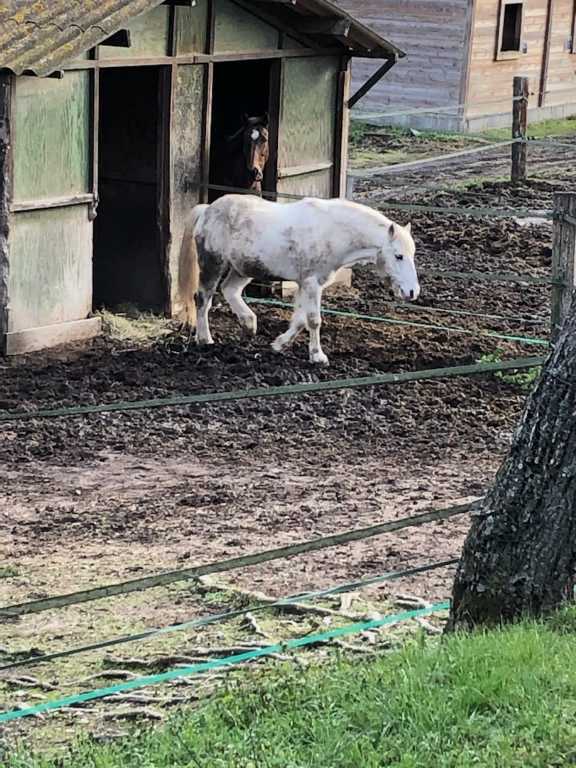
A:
224,114,269,194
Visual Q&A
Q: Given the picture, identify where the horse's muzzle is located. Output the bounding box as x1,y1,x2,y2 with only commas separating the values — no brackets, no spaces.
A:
395,284,420,302
251,169,264,182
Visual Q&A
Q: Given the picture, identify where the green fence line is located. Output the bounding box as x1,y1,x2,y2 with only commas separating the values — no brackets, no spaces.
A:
248,299,550,346
421,267,558,288
0,502,477,619
205,182,552,221
0,356,546,425
0,602,450,724
0,559,459,673
384,303,545,325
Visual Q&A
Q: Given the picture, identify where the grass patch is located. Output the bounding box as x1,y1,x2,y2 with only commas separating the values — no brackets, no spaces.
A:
8,608,576,768
479,115,576,143
479,352,541,392
0,566,18,579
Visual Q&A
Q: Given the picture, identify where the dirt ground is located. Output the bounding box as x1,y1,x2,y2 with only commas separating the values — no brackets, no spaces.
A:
1,131,572,751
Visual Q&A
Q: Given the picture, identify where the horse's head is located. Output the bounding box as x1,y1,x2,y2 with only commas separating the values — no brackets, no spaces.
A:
376,222,420,302
240,113,269,189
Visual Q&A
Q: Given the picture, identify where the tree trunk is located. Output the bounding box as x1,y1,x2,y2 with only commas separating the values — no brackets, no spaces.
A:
449,299,576,629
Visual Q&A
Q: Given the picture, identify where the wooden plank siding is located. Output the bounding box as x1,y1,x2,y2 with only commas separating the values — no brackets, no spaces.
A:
464,0,576,129
336,0,576,131
333,0,470,131
542,0,576,107
9,207,93,331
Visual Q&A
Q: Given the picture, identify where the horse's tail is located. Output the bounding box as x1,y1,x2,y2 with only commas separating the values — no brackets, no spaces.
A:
178,204,208,328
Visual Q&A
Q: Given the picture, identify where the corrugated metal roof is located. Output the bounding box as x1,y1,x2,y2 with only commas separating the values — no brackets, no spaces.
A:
0,0,402,78
0,0,170,76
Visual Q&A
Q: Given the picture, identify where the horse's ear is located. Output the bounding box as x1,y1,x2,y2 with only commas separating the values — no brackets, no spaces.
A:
388,223,396,240
405,222,412,234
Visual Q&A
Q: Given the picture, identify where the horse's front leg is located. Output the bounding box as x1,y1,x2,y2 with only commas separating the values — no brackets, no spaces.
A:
221,269,257,335
271,288,306,353
302,277,328,366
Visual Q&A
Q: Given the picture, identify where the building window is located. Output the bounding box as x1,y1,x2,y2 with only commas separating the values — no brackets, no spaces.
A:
496,0,525,60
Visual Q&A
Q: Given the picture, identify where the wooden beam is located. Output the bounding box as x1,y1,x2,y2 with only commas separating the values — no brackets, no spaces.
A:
200,0,215,204
100,29,131,48
90,69,99,221
298,18,351,37
539,0,553,107
347,57,396,110
264,58,282,200
0,73,10,345
11,193,95,213
4,318,102,356
333,56,350,198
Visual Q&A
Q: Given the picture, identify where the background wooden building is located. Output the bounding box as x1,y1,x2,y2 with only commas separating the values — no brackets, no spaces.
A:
0,0,401,355
334,0,576,132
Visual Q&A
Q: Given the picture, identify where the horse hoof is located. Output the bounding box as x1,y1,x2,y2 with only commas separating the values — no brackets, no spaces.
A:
271,339,285,354
310,351,329,366
245,318,257,336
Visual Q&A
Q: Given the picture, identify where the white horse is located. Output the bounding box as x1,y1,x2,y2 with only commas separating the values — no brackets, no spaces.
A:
178,194,420,365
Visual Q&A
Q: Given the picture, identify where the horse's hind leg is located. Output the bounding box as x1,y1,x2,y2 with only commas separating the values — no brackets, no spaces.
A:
221,269,257,335
271,288,306,353
196,244,226,345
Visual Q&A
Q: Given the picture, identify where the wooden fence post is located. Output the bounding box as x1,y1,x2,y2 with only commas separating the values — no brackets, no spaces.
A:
551,192,576,340
511,76,528,184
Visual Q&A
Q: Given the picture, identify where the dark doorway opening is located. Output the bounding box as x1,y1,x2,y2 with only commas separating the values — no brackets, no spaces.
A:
94,67,167,312
208,60,276,203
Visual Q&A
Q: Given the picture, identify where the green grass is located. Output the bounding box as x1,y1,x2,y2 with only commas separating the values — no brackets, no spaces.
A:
7,609,576,768
479,352,542,392
0,566,19,579
479,115,576,143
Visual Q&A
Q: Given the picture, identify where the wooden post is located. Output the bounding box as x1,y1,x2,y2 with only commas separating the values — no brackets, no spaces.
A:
511,76,528,184
551,192,576,340
0,73,11,349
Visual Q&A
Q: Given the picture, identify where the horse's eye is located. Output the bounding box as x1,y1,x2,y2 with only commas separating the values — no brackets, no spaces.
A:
395,254,404,261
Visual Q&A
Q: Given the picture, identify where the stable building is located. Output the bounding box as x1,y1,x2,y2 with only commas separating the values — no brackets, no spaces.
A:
0,0,402,354
334,0,576,132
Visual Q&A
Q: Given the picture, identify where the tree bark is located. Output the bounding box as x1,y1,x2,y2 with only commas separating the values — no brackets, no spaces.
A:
449,298,576,629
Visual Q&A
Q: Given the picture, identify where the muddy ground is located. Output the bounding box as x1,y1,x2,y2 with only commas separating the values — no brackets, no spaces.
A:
1,133,572,751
